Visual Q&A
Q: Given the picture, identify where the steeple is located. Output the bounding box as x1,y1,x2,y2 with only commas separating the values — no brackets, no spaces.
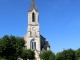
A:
28,0,38,12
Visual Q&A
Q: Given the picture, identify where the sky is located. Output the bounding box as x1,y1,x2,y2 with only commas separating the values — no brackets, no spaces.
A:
0,0,80,54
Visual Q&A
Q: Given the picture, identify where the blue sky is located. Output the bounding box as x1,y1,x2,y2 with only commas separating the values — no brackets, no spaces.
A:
0,0,80,54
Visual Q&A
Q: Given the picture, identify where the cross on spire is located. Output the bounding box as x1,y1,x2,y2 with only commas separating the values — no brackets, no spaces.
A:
28,0,38,12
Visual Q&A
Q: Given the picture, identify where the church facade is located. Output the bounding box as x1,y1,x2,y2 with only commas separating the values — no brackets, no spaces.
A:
23,0,50,60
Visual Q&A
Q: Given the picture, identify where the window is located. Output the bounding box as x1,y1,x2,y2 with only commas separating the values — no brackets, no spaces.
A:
32,12,35,22
30,39,36,50
30,40,34,50
34,42,36,50
32,42,33,49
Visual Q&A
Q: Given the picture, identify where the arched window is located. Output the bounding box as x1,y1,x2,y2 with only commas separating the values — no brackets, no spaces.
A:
32,42,34,49
32,12,35,22
30,39,36,50
34,42,36,50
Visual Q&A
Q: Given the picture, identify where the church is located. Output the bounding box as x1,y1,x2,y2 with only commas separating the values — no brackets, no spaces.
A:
23,0,50,60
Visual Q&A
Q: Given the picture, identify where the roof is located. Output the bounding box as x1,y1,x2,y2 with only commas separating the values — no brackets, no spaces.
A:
45,41,50,47
28,0,38,12
40,35,46,40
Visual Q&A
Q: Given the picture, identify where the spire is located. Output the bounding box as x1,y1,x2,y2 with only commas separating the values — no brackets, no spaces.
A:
28,0,38,12
32,0,34,2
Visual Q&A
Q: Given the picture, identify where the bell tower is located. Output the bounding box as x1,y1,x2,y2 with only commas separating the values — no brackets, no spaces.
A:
25,0,41,60
28,0,39,25
27,0,40,38
23,0,50,60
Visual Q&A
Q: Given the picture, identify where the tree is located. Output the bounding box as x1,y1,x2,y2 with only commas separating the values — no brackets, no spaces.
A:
39,50,55,60
75,48,80,60
55,49,76,60
27,49,35,60
61,48,76,60
21,49,28,60
49,52,55,60
0,35,10,59
0,35,25,60
55,52,64,60
21,49,35,60
9,35,25,58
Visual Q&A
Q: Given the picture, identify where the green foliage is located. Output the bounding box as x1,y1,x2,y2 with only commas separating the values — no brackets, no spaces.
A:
62,49,76,60
39,50,55,60
27,49,35,59
55,52,64,60
49,52,55,60
55,49,76,60
75,48,80,60
0,35,25,60
21,49,35,60
1,35,80,60
21,49,28,60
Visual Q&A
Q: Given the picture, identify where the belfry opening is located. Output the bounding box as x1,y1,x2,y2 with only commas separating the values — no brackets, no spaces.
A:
32,12,35,22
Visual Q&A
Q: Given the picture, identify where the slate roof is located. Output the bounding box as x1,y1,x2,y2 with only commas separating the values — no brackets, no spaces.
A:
28,0,38,12
40,35,46,40
45,41,50,47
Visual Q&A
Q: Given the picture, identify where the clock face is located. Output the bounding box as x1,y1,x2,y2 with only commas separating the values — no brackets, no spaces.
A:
32,27,35,31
